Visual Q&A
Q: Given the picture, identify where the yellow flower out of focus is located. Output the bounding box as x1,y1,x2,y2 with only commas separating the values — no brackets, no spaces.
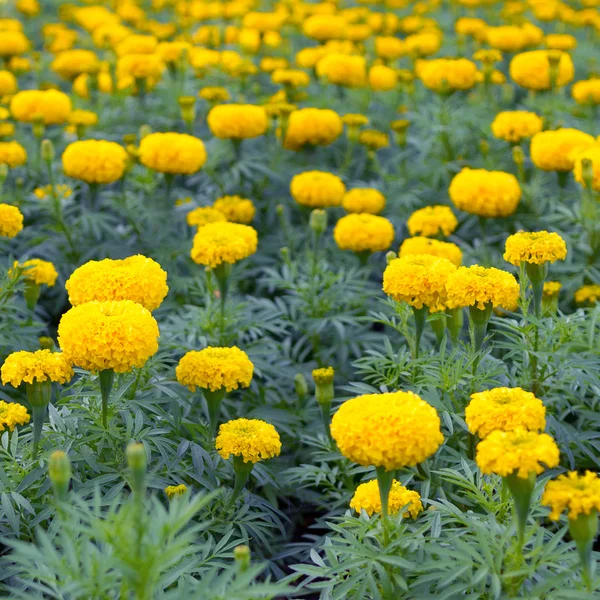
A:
383,254,457,311
542,471,600,520
73,70,113,99
65,255,168,311
51,49,99,80
446,265,520,310
573,146,600,192
213,196,255,224
510,50,574,91
62,140,128,184
216,418,281,463
191,222,258,268
368,65,397,91
0,141,27,168
116,53,164,87
407,205,458,238
359,129,389,151
476,428,560,479
0,70,17,95
1,349,73,387
342,188,386,214
504,231,567,266
68,109,98,128
333,214,395,253
176,346,253,392
0,203,23,238
290,171,346,208
33,184,72,201
543,281,562,298
399,237,462,267
207,104,268,140
465,387,546,439
575,284,600,306
272,69,310,88
331,391,444,471
375,36,406,61
0,401,30,432
449,168,521,218
283,108,343,151
530,129,595,172
351,479,422,518
57,300,160,373
303,15,347,42
199,87,230,104
405,31,442,57
418,58,478,92
16,259,58,286
0,30,29,57
491,111,543,144
572,79,600,105
485,26,528,53
316,53,366,89
11,89,72,125
165,484,188,499
186,206,227,228
139,132,207,175
544,34,577,52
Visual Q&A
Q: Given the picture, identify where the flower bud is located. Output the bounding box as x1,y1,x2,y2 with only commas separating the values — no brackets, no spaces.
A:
138,124,152,139
512,145,524,166
309,209,327,235
41,138,55,162
386,251,397,264
49,450,71,502
126,442,147,496
39,336,54,350
275,203,284,217
178,96,196,124
581,158,594,191
312,367,334,406
294,373,308,401
234,545,251,571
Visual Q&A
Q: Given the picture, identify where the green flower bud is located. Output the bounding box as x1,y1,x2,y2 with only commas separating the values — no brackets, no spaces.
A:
309,209,327,235
294,373,308,401
41,139,55,162
49,450,71,502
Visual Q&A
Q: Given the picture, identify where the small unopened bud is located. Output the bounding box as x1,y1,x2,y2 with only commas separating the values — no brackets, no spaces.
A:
49,450,71,502
512,145,524,165
312,367,334,406
581,158,594,190
178,95,196,124
275,203,285,217
32,113,45,138
386,251,397,264
41,138,55,162
309,209,327,235
39,336,54,350
294,373,308,401
138,124,152,139
234,545,251,571
280,246,290,261
126,442,147,496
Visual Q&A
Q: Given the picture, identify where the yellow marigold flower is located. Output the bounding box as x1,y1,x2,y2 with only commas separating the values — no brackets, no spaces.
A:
216,418,281,463
0,141,26,168
157,41,190,64
33,184,72,200
176,346,253,392
191,222,258,268
572,79,600,105
405,32,442,57
116,34,158,57
485,25,528,53
455,17,487,37
473,49,503,64
476,429,559,478
575,284,600,305
543,281,561,298
418,58,478,92
466,387,546,439
0,30,29,57
165,484,188,499
359,129,389,150
303,14,347,42
0,203,23,237
51,49,99,80
334,214,395,254
65,255,168,311
407,205,458,238
574,146,600,191
510,50,574,91
1,349,73,387
16,259,58,287
260,57,289,73
73,70,113,98
449,168,521,218
350,479,422,518
446,265,519,310
530,129,595,172
342,113,369,128
545,34,577,51
16,0,40,17
0,70,17,95
186,206,227,228
272,69,310,88
199,86,230,104
116,53,164,84
331,391,444,471
383,254,457,310
491,111,543,144
368,65,397,91
207,104,268,140
290,171,346,208
283,108,343,151
10,89,72,125
504,231,567,266
139,132,207,175
342,188,385,214
375,36,406,61
0,123,14,138
68,110,98,127
0,401,30,432
57,300,160,373
399,237,462,267
62,140,128,184
316,53,367,89
213,195,255,224
542,471,600,520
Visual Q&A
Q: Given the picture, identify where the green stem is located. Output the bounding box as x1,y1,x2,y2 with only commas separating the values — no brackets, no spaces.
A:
412,305,429,360
30,404,47,458
212,263,231,344
229,455,253,506
99,369,115,429
569,511,598,592
506,471,536,550
319,401,332,441
204,388,226,439
26,380,52,457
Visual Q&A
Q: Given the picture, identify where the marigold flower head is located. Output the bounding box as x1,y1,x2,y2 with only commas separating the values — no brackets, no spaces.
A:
399,237,462,267
73,70,113,98
290,171,346,208
16,259,58,287
542,471,600,520
186,206,227,228
455,17,487,37
116,53,164,84
0,30,29,57
476,429,559,478
530,129,595,172
543,281,561,298
331,391,443,471
283,108,343,151
139,132,207,175
572,79,600,105
491,111,543,144
0,401,30,432
260,57,289,73
342,188,385,214
510,50,574,91
11,89,72,125
368,65,397,91
449,168,521,218
57,300,160,373
485,25,528,52
575,284,600,305
51,49,99,80
466,387,546,439
62,140,128,184
66,255,168,311
116,34,158,57
68,109,98,127
418,58,477,92
1,349,73,387
359,129,389,150
191,222,258,268
573,146,600,192
544,34,577,51
405,31,442,56
0,203,23,237
0,70,17,95
0,141,26,168
473,49,503,64
316,53,366,89
199,86,230,103
207,104,268,140
375,36,406,61
312,366,334,386
341,113,369,128
334,214,395,254
407,205,458,238
350,479,422,518
212,195,255,224
165,484,187,499
157,41,190,64
303,14,347,42
216,418,281,463
271,69,310,88
504,231,567,266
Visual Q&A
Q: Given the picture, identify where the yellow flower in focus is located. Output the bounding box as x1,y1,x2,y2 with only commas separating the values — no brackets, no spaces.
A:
572,79,600,105
176,346,253,392
0,401,30,432
399,236,462,266
207,104,268,140
11,89,72,125
342,188,385,214
449,168,521,218
290,171,346,208
62,140,128,184
573,146,600,191
333,213,395,253
16,259,58,287
0,31,29,57
542,472,600,520
1,349,73,387
65,255,168,311
191,222,258,268
407,205,457,238
186,206,227,228
283,108,343,151
504,231,567,266
139,132,207,175
51,49,99,80
368,65,397,91
466,387,546,439
350,479,422,518
303,15,347,42
530,129,595,172
575,285,600,306
213,196,255,224
418,58,478,92
491,111,543,143
165,484,188,499
331,391,444,471
0,70,17,95
316,53,367,88
0,203,23,237
446,265,520,310
216,418,281,463
0,141,27,167
57,300,160,373
476,429,559,478
510,50,574,91
545,34,577,51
